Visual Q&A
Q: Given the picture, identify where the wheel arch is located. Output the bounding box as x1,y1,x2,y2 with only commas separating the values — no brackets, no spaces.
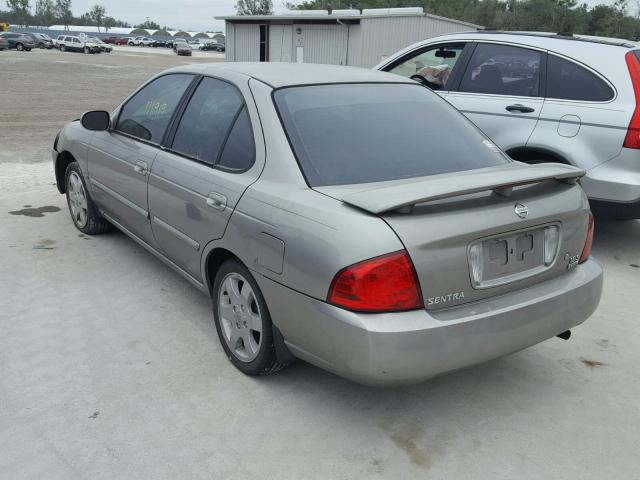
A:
54,150,77,193
204,247,242,296
506,147,571,165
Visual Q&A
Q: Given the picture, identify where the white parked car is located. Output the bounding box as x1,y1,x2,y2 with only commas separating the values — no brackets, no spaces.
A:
129,36,153,46
57,35,101,54
377,31,640,219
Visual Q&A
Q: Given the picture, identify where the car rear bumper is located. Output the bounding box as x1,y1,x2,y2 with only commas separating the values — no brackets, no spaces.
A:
257,259,603,386
581,148,640,205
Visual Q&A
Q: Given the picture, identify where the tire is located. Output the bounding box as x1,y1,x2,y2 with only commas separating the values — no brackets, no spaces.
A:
39,43,44,49
16,43,23,51
60,44,66,52
64,162,112,235
83,46,90,54
212,259,285,376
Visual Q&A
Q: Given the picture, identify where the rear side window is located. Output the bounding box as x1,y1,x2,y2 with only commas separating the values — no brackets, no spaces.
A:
116,74,193,143
546,55,614,101
217,107,255,172
171,77,244,165
274,83,510,187
459,43,542,97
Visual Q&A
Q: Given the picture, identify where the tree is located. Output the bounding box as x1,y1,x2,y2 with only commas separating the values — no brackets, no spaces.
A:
103,15,115,31
235,0,273,15
6,0,30,26
35,0,55,25
134,19,161,30
55,0,72,29
88,4,105,31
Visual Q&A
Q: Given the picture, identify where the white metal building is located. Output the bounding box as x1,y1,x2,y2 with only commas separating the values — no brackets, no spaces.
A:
216,8,479,67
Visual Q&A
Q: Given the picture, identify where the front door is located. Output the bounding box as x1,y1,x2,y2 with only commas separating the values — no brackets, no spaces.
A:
382,42,469,98
148,76,261,280
446,42,544,151
88,73,195,246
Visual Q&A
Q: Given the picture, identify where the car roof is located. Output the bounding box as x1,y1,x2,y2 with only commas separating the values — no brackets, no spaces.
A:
423,30,637,49
176,62,411,88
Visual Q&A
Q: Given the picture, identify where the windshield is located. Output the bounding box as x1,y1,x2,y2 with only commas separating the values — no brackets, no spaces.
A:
274,83,510,187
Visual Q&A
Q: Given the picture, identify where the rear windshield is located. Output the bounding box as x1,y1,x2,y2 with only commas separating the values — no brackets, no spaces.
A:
274,83,510,187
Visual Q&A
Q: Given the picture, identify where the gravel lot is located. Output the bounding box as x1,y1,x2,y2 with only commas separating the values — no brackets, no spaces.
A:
1,48,639,480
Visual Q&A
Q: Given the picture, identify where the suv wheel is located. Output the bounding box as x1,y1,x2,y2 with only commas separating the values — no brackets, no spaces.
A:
65,162,112,235
212,259,285,376
60,44,66,52
83,46,90,54
16,43,23,51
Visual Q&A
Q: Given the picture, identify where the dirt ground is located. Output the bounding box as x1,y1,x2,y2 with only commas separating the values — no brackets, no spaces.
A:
1,48,639,480
0,47,220,164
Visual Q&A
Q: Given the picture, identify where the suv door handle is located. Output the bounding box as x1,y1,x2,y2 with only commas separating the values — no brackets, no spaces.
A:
206,192,227,211
133,161,148,175
506,104,535,113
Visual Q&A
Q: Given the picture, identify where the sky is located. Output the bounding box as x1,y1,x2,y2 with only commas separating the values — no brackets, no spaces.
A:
60,0,291,32
4,0,625,33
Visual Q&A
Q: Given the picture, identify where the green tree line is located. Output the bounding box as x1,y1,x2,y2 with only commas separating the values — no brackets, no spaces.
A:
2,0,171,32
289,0,640,40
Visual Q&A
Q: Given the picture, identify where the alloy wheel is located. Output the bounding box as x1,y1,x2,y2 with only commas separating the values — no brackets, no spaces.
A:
67,171,88,228
218,273,263,362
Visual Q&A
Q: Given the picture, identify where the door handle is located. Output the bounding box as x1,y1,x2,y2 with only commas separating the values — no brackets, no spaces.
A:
133,161,148,175
206,192,227,211
506,104,535,113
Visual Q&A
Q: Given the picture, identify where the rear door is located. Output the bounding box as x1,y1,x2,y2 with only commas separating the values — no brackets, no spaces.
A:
148,76,262,280
446,42,544,151
527,53,626,170
88,73,195,246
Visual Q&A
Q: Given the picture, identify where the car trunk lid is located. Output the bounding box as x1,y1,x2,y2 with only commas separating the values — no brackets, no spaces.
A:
315,163,590,310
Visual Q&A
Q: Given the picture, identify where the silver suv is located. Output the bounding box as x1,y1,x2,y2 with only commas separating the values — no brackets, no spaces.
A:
377,31,640,219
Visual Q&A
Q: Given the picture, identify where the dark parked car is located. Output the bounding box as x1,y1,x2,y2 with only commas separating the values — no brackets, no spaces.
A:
151,39,166,47
24,32,53,49
102,36,119,44
0,32,34,51
174,41,192,56
0,36,8,50
201,42,225,52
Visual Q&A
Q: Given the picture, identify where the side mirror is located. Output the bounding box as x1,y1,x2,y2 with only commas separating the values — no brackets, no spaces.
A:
81,110,110,131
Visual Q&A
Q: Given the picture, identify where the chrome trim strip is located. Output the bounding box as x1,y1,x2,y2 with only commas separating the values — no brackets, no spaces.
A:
89,177,148,218
152,215,200,251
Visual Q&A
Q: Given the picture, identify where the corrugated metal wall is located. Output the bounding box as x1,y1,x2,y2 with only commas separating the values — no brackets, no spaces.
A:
227,23,260,62
269,24,294,62
353,16,474,67
292,24,349,65
225,15,476,66
226,23,235,60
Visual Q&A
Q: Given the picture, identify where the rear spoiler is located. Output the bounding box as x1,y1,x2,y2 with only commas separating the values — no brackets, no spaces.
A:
340,163,585,214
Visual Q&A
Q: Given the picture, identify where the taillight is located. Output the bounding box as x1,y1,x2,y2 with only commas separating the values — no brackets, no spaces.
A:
623,51,640,149
579,212,594,264
327,251,423,313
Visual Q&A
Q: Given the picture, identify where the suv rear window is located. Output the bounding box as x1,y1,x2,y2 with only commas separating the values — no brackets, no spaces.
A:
274,83,510,187
546,55,614,101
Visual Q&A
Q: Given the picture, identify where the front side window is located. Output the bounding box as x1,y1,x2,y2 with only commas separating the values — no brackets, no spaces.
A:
387,44,465,90
459,43,542,97
274,83,509,187
116,74,193,143
171,77,245,165
73,38,80,43
546,55,614,101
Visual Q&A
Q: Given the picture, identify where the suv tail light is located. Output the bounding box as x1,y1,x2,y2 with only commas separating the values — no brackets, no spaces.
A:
623,51,640,149
579,212,594,264
327,251,423,313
